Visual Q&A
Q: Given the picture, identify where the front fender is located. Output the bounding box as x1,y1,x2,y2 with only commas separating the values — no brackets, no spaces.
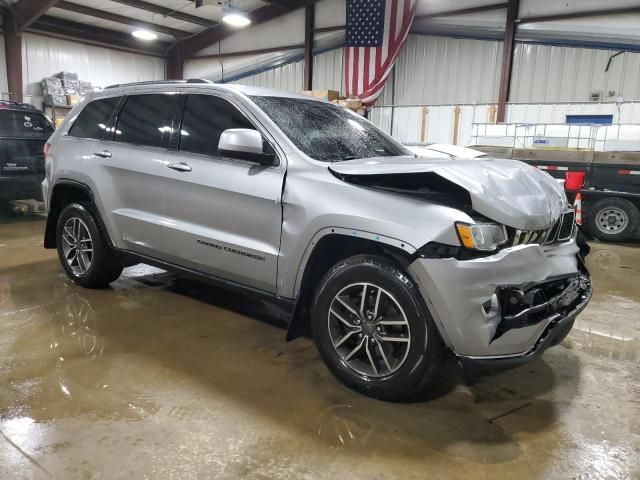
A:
291,226,415,298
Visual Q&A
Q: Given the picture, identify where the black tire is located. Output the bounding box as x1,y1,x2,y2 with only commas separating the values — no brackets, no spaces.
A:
310,254,442,401
56,202,123,288
586,197,640,242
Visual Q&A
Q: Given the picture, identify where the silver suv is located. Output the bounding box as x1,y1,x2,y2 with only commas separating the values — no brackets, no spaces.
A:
42,81,591,400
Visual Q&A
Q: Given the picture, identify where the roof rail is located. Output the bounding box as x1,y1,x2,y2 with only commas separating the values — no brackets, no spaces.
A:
105,79,213,89
0,99,38,110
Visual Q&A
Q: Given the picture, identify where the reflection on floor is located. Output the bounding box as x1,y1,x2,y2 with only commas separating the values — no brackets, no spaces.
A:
1,215,639,479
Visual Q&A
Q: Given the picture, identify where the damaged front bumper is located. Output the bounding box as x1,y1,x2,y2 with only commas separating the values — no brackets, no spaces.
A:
407,233,591,365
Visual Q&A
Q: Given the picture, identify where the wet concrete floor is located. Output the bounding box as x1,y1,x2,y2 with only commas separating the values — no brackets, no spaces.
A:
0,215,639,479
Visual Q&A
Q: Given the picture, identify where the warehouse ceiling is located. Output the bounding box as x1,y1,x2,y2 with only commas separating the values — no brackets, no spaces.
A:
2,0,640,58
0,0,306,56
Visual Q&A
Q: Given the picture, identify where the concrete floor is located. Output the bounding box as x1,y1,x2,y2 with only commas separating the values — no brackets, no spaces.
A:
0,215,639,480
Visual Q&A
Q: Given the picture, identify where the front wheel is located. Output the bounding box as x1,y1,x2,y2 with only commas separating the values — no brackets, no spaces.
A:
56,202,123,288
310,255,442,401
587,197,639,242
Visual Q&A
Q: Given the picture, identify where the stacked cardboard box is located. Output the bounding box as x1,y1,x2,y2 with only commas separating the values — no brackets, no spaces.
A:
77,81,93,95
301,90,366,115
55,71,79,96
333,97,365,116
301,89,340,102
41,77,67,106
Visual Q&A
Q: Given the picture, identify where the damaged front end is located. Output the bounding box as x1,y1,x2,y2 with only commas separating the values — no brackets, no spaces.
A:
407,233,592,371
491,271,591,342
329,155,592,370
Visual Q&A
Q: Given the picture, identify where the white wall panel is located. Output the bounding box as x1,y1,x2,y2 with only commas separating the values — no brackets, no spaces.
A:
21,33,164,108
315,0,345,28
312,48,343,92
511,43,640,103
393,35,503,105
230,59,304,93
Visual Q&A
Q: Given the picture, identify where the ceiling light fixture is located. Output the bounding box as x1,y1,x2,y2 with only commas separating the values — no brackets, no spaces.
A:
132,29,158,41
222,9,251,27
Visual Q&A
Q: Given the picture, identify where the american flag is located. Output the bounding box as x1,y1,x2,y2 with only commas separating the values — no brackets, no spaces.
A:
344,0,418,106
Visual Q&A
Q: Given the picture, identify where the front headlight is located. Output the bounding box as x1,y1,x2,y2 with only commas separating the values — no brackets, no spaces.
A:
455,222,508,251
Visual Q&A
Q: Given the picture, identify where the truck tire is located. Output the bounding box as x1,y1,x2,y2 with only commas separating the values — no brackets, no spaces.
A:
56,202,123,288
310,254,442,401
587,197,640,242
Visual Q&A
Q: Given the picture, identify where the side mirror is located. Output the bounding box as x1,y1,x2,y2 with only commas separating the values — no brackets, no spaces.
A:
218,128,276,166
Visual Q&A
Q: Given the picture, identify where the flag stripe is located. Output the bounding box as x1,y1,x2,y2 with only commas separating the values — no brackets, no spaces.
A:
363,48,371,89
352,47,359,97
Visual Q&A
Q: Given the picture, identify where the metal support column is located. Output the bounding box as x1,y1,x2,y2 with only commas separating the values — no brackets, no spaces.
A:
497,0,518,123
303,5,315,91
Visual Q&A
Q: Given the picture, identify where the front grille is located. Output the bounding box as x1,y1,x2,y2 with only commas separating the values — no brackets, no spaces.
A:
511,228,551,246
509,208,575,247
557,210,575,241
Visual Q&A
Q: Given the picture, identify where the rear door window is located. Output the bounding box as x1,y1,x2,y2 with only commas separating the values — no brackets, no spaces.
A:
114,94,181,148
68,97,120,139
0,110,54,137
179,94,255,157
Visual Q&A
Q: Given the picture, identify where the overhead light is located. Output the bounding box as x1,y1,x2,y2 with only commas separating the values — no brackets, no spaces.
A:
132,29,157,41
223,10,251,27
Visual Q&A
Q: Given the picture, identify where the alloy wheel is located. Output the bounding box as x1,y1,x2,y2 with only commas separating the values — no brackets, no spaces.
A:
327,282,411,378
61,217,93,275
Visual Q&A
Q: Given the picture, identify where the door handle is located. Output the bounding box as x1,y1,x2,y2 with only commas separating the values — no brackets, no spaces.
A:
94,150,112,158
167,162,192,172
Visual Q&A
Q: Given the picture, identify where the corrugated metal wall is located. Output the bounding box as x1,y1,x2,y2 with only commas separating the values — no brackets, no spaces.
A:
232,35,503,102
393,35,503,105
227,48,344,95
312,48,343,92
230,59,304,93
511,43,640,103
10,33,164,107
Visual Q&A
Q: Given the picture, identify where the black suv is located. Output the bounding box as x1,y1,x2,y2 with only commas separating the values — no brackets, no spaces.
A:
0,101,55,205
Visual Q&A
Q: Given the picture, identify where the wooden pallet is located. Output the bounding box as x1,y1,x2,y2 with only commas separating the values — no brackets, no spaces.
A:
10,199,46,215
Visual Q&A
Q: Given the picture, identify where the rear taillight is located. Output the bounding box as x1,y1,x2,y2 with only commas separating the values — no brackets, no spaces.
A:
565,171,585,191
43,142,51,157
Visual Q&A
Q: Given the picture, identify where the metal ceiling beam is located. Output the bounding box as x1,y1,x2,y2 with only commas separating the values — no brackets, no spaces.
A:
177,1,317,60
13,0,59,30
518,6,640,24
109,0,216,28
314,3,509,34
414,2,509,22
191,44,304,60
54,1,190,38
28,15,169,57
267,0,298,9
497,0,518,122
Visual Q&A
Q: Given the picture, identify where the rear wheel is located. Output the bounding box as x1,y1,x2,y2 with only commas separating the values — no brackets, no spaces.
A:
311,255,442,401
587,197,639,242
56,202,123,288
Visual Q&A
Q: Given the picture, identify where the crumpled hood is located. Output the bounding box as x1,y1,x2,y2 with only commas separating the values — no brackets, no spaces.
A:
328,156,568,230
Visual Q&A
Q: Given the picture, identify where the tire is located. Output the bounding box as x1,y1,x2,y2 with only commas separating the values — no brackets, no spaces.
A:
310,254,442,401
586,197,640,242
56,202,123,288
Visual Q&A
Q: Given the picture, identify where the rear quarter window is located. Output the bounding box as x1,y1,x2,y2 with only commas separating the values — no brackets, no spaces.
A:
0,110,54,136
